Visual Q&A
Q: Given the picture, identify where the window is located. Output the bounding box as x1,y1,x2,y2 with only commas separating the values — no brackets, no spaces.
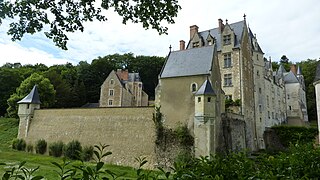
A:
289,106,292,110
224,74,232,86
109,89,114,96
108,100,113,106
259,104,262,112
256,54,259,61
224,53,232,68
208,40,212,46
223,34,231,45
287,94,290,99
259,88,262,94
257,70,260,76
191,83,197,92
208,97,211,102
110,79,114,85
193,41,200,47
198,97,201,103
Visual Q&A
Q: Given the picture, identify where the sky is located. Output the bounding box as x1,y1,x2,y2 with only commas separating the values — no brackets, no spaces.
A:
0,0,319,66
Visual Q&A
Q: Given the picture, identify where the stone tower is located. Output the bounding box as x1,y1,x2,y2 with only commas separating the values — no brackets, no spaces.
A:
17,85,41,139
194,79,217,157
313,63,320,143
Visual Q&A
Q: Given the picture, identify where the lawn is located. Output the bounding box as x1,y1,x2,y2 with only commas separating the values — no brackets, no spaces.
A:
0,118,153,179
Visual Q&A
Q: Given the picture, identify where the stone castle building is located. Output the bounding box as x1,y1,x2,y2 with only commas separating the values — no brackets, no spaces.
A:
156,15,308,151
100,69,148,107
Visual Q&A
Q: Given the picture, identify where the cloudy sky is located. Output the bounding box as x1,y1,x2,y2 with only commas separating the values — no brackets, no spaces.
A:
0,0,319,66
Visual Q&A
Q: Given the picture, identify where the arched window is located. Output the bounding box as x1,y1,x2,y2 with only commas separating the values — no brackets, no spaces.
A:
191,83,197,92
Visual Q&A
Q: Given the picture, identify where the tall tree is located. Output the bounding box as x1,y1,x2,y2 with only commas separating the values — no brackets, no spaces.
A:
0,68,23,116
0,0,181,50
7,73,55,118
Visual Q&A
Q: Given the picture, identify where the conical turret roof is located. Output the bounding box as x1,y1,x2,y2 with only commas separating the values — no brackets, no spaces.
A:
297,65,302,75
18,85,41,104
195,79,216,95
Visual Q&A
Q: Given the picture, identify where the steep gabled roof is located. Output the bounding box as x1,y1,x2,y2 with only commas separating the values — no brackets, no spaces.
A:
18,85,41,104
160,45,215,78
196,79,216,95
284,71,299,84
187,21,244,50
278,64,287,75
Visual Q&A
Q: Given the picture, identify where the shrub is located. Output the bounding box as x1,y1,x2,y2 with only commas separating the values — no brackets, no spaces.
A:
12,138,26,151
272,126,318,147
49,141,64,157
82,145,94,161
64,140,82,160
35,139,47,154
27,144,33,153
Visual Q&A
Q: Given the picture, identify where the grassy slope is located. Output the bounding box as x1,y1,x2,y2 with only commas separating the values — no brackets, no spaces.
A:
0,118,146,179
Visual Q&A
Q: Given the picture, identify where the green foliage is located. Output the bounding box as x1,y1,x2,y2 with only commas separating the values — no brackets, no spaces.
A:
12,138,26,151
174,125,194,147
82,145,94,162
0,0,180,50
225,98,241,108
49,141,64,157
27,144,33,153
272,125,318,147
6,73,56,118
63,140,82,160
35,139,47,154
0,161,43,180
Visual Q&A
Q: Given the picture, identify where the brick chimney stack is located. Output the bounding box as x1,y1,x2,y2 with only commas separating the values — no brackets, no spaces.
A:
116,69,129,81
218,19,224,33
290,64,297,75
190,25,199,39
179,40,185,50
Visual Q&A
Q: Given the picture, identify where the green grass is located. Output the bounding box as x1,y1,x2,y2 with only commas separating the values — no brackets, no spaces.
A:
0,118,154,179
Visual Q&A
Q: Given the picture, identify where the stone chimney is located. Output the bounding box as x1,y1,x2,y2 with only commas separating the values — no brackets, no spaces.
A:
179,40,185,50
218,19,224,33
190,25,199,39
290,64,297,75
116,69,129,81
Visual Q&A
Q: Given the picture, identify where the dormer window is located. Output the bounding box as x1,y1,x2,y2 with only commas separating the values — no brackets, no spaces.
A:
208,40,212,46
193,41,200,48
223,34,231,45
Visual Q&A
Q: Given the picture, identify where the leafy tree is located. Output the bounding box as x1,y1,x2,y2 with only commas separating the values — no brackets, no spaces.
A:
0,0,181,50
0,68,23,116
7,73,56,118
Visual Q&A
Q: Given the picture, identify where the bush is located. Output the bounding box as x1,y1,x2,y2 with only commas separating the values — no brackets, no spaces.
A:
27,144,33,153
12,138,26,151
272,126,318,147
35,139,47,154
64,140,82,160
82,145,94,161
49,141,64,157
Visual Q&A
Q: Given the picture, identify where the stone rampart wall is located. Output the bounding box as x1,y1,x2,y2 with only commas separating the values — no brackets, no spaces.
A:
24,107,156,168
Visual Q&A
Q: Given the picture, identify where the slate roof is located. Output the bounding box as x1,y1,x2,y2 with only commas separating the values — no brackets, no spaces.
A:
278,64,287,75
160,46,215,78
284,71,299,84
128,73,141,82
314,62,320,82
18,85,41,104
196,79,216,95
249,28,264,53
186,21,244,51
